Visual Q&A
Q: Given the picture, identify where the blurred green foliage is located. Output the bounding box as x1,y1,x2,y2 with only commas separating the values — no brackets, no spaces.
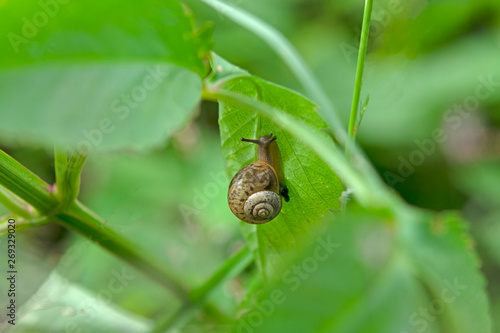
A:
0,1,209,151
0,0,499,332
237,208,490,333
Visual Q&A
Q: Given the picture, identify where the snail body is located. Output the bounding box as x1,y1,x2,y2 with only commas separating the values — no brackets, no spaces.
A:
228,134,289,224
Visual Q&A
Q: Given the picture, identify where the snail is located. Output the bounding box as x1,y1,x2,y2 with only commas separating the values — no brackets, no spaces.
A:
228,134,289,224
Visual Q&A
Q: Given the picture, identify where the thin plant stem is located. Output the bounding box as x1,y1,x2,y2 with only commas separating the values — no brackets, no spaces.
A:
152,246,253,332
0,186,33,218
0,149,57,213
55,148,88,211
0,215,51,237
346,0,374,159
56,200,191,303
54,145,68,193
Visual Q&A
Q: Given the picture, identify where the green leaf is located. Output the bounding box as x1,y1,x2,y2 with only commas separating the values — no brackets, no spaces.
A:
0,62,201,152
400,209,491,333
218,74,343,279
16,272,150,333
233,208,491,333
206,53,249,84
0,1,212,152
0,1,211,75
452,160,500,269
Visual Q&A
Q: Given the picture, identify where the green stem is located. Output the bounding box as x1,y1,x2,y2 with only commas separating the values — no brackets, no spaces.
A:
346,0,373,159
54,146,68,192
55,147,88,211
0,149,191,302
56,200,191,302
0,186,34,218
152,246,253,332
0,149,57,213
0,215,51,237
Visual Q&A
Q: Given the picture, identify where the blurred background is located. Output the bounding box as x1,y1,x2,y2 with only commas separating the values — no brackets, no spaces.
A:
1,0,499,331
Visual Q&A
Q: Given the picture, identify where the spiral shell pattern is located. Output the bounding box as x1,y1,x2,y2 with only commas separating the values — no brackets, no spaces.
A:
243,191,281,223
228,161,282,224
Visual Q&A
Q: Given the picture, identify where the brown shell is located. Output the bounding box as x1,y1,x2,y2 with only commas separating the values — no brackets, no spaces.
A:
228,161,281,224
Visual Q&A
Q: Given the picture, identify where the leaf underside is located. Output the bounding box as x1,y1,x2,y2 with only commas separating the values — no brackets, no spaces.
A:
218,74,343,279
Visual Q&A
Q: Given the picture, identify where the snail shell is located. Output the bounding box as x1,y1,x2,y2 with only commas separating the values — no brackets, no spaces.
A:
228,161,282,224
228,134,288,225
